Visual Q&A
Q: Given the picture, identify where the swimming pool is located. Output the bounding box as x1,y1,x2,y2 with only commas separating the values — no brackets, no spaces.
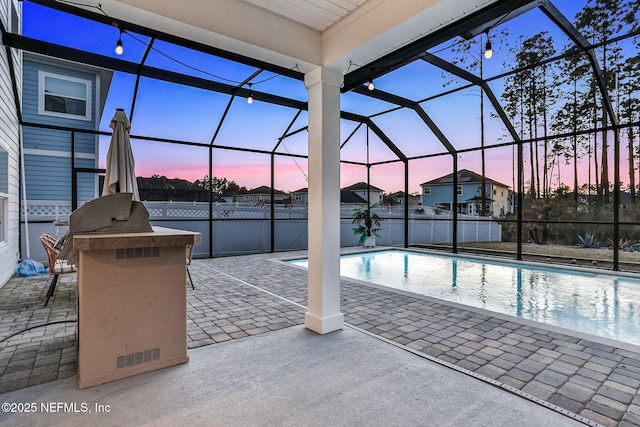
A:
289,249,640,346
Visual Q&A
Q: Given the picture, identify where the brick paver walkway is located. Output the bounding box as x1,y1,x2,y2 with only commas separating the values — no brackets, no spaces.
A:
1,249,640,426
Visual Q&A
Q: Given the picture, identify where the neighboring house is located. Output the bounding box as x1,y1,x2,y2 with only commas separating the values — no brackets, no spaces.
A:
384,191,420,206
0,0,22,287
420,169,511,217
291,187,308,206
237,186,288,204
295,183,384,206
22,52,113,211
136,176,208,202
341,182,383,205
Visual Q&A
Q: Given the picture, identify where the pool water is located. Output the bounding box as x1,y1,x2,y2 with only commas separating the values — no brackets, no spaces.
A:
289,250,640,346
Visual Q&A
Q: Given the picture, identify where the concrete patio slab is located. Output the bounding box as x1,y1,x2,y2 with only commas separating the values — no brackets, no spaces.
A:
0,325,582,426
4,248,640,425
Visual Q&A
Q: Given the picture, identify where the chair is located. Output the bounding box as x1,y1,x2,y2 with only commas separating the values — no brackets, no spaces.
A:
39,233,77,307
186,244,195,290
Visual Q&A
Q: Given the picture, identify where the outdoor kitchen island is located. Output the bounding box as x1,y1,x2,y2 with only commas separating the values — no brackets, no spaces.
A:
69,227,201,389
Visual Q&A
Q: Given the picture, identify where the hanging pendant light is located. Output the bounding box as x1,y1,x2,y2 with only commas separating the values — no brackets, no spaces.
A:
247,83,254,104
115,29,124,55
484,30,492,59
484,39,493,59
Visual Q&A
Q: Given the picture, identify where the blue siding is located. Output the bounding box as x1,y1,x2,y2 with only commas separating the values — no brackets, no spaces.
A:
22,61,98,130
22,58,101,204
24,155,97,202
422,183,489,206
75,159,98,203
24,154,71,201
23,127,97,154
23,127,70,151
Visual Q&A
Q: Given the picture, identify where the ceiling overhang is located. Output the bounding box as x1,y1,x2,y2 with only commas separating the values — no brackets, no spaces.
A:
82,0,500,76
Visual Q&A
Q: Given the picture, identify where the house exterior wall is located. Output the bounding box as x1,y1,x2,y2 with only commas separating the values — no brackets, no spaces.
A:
0,0,21,287
240,192,286,203
422,182,510,217
22,57,101,206
490,184,510,216
291,191,308,205
421,183,457,207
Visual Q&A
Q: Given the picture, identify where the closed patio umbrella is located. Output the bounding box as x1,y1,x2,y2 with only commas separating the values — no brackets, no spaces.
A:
102,108,140,200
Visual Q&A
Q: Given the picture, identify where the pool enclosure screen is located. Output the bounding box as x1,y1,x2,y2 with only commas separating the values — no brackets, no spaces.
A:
5,0,640,271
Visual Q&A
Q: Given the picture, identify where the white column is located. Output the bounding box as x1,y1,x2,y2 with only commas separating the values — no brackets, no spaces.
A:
304,66,344,334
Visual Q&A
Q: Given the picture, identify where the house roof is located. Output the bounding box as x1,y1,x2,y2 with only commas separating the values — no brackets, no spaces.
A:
340,190,368,204
290,187,372,203
242,186,288,195
388,191,418,198
420,169,510,189
466,195,495,202
137,176,205,192
341,182,384,192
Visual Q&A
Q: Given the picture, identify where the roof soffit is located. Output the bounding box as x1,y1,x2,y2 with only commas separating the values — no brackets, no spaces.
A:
321,0,497,73
104,0,498,76
109,0,323,71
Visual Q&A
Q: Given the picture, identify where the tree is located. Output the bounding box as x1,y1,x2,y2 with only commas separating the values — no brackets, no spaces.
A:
553,49,593,202
503,32,557,198
441,31,507,215
620,32,640,201
621,56,640,201
194,175,246,194
575,0,629,205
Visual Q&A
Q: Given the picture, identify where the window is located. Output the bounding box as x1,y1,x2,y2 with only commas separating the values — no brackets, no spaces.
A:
423,187,431,195
294,193,303,201
457,186,462,195
38,72,91,120
0,146,8,243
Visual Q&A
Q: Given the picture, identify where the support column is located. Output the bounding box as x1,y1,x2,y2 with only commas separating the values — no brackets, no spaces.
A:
304,66,344,334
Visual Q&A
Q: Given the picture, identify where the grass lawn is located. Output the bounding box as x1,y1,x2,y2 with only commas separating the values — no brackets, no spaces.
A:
456,242,640,263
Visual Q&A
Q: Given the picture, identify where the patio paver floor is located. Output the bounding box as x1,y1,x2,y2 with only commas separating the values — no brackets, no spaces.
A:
1,249,640,426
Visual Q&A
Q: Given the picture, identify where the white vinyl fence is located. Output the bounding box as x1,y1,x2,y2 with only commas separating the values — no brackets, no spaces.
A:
22,201,501,262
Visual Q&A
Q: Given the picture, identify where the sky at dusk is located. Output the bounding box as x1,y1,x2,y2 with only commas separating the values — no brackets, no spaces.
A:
22,1,637,194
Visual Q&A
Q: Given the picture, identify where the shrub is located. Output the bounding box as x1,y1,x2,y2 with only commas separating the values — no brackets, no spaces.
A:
578,231,599,248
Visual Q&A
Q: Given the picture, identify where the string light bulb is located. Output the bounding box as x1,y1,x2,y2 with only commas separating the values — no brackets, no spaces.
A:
247,83,254,104
484,30,492,59
115,29,124,55
368,77,374,91
484,39,493,59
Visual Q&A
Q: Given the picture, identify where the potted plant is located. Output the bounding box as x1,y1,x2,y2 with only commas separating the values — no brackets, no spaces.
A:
352,204,381,247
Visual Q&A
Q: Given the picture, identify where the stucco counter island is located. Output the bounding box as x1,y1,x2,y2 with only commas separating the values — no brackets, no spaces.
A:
68,227,201,389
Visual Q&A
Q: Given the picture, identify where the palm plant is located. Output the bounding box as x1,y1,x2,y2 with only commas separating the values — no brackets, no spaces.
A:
352,204,381,245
